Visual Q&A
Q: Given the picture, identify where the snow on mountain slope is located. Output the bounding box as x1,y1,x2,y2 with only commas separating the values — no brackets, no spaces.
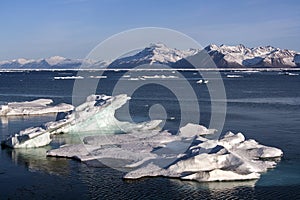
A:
0,43,299,69
45,56,68,65
0,56,107,69
108,43,199,68
205,44,300,68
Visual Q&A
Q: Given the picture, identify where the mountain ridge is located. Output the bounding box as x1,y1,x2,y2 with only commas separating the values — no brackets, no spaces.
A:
0,44,299,69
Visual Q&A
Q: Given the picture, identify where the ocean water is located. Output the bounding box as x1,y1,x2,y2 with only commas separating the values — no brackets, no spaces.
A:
0,70,299,199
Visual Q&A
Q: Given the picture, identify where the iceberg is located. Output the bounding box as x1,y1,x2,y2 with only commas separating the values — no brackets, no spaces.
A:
47,122,283,182
1,94,161,148
0,99,74,116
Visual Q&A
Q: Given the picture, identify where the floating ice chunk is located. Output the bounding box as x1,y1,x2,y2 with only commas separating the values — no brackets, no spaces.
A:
286,72,298,76
0,99,74,116
89,75,107,79
47,122,283,182
3,127,51,148
196,79,209,84
226,75,243,78
1,117,72,148
128,77,139,81
54,76,84,80
2,94,162,148
141,75,178,79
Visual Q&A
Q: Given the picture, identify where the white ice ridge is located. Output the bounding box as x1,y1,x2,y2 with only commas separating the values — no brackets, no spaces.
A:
0,99,74,116
47,122,283,182
1,94,162,148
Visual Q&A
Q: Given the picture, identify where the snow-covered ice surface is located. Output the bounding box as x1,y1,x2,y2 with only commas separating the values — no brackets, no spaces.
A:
0,99,74,116
47,121,283,182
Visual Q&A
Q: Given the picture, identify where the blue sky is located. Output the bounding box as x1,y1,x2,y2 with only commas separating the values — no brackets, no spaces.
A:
0,0,299,60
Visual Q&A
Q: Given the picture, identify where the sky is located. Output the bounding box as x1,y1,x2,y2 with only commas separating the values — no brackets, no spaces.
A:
0,0,299,60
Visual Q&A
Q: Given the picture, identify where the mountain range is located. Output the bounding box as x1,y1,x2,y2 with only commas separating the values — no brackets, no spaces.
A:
1,43,299,69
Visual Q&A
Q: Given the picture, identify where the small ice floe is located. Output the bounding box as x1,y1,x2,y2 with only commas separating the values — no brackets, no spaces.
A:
196,79,209,84
128,78,140,81
0,99,74,116
286,72,298,76
278,72,298,76
241,70,260,73
226,75,243,78
89,75,107,79
141,75,178,79
54,76,84,80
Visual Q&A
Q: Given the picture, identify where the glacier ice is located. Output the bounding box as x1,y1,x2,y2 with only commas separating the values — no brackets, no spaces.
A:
0,99,74,116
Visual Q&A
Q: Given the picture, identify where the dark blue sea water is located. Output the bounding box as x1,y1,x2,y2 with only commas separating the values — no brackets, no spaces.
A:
0,70,299,199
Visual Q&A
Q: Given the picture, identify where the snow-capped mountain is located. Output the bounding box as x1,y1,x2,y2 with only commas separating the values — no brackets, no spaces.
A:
110,43,300,68
0,56,107,69
0,43,299,69
108,43,199,68
204,44,300,68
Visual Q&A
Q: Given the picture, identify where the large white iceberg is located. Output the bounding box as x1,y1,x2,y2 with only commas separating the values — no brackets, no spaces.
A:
47,122,283,182
1,94,161,148
0,99,74,116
